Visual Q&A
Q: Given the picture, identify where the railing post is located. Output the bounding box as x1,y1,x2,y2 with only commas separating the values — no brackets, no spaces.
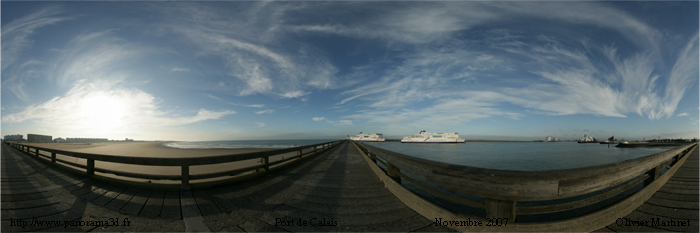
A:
485,199,517,222
297,150,302,159
259,156,269,172
87,159,95,176
368,150,377,164
35,148,39,157
644,165,661,186
181,165,190,190
386,162,401,184
314,146,317,155
51,152,56,163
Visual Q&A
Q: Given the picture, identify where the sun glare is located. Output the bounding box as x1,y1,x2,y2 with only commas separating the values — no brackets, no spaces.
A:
79,94,127,133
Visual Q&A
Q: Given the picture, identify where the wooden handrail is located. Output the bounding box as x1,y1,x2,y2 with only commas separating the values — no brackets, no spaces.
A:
353,140,697,222
7,140,343,190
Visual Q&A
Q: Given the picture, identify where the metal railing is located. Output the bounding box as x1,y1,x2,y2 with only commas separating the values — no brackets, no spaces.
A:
8,140,343,190
352,141,697,223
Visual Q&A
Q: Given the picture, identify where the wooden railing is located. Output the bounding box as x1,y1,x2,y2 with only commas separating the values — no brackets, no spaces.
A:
352,141,697,226
7,140,342,190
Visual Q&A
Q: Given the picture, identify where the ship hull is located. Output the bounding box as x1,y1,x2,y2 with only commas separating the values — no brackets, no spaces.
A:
351,139,386,142
400,141,465,143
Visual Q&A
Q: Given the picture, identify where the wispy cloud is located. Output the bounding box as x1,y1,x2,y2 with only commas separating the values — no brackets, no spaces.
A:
677,113,689,117
660,34,699,119
312,116,352,126
156,3,339,99
205,94,222,101
1,6,69,71
338,25,696,123
171,67,190,72
49,30,150,88
244,104,265,108
255,109,274,114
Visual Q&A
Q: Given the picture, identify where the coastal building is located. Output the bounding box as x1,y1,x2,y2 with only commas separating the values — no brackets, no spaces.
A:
27,134,52,142
54,137,66,143
3,134,23,142
66,137,109,143
546,136,553,142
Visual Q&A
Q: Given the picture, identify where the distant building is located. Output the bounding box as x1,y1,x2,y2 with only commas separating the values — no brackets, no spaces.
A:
66,138,108,143
125,138,134,142
546,136,553,142
54,137,66,143
27,134,52,142
4,134,23,142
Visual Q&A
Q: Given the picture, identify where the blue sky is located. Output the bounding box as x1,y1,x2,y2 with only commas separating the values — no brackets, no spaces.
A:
1,2,698,141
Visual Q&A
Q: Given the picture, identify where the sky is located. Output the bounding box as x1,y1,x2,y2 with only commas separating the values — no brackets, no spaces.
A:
1,1,698,141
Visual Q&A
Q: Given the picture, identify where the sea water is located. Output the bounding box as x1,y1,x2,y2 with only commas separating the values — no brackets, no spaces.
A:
166,139,668,171
366,141,669,171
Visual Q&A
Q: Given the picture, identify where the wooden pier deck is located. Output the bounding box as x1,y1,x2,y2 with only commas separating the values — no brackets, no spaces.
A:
1,141,452,232
597,144,699,232
2,140,697,232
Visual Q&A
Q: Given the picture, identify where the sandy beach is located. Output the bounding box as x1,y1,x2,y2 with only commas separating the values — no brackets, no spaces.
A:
22,142,304,184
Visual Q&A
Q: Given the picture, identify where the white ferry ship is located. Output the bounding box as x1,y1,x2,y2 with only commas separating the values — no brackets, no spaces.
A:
350,132,386,142
401,130,465,143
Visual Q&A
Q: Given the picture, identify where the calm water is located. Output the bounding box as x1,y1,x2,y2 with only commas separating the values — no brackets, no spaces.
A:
364,141,669,171
166,139,669,171
163,139,338,149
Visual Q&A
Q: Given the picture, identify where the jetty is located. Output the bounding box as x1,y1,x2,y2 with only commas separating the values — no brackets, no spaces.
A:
2,140,697,231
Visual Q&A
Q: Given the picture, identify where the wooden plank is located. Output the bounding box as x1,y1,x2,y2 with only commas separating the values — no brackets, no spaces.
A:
207,189,238,213
104,188,139,211
351,142,698,232
362,142,696,201
652,191,698,202
192,190,222,216
161,191,181,219
91,185,127,206
120,189,151,215
645,196,698,210
397,172,484,209
385,154,560,201
638,204,700,219
606,210,673,232
658,186,699,195
11,140,344,166
140,191,164,217
518,174,647,215
78,185,111,201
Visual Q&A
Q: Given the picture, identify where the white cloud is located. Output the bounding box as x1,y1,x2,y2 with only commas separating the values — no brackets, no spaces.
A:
290,2,660,49
1,6,68,71
159,5,339,98
244,104,265,108
205,94,222,101
311,116,352,126
2,83,235,136
255,109,274,114
280,91,307,99
335,120,353,126
171,67,190,72
338,26,696,124
677,113,689,117
660,34,699,119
